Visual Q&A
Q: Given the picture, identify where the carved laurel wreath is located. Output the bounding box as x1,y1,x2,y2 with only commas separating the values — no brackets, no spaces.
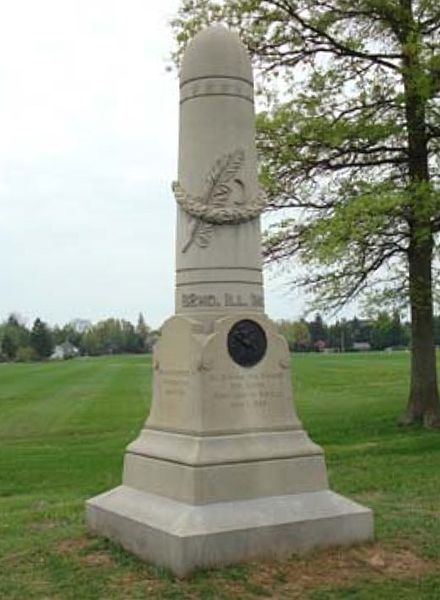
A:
172,149,266,252
172,182,266,224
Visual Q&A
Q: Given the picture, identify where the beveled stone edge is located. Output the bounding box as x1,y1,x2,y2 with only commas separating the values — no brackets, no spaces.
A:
126,427,323,466
87,486,373,535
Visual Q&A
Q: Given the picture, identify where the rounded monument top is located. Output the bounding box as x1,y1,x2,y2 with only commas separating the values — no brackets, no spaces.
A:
180,26,253,86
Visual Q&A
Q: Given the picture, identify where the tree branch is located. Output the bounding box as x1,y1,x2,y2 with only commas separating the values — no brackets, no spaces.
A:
263,0,402,71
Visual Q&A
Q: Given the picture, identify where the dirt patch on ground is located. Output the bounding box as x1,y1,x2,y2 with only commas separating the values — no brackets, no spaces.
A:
29,520,58,532
353,545,435,577
56,537,91,555
56,536,116,567
62,541,438,598
108,571,169,598
80,551,115,567
239,543,438,598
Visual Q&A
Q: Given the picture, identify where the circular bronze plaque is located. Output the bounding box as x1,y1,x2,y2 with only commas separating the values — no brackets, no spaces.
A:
227,319,267,367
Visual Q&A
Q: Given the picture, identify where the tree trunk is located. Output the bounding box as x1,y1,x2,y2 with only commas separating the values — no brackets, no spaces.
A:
398,0,440,428
400,229,440,427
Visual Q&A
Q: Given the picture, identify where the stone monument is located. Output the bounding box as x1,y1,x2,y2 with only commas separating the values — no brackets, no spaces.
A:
86,26,373,576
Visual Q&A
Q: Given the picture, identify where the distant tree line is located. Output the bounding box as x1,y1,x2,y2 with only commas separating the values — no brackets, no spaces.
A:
0,313,159,362
278,312,418,353
3,309,437,361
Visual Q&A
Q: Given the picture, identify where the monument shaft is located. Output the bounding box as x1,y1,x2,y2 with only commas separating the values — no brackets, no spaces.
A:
86,27,373,576
175,28,263,319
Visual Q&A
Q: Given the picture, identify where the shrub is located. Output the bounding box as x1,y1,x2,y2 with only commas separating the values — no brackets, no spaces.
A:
15,346,38,362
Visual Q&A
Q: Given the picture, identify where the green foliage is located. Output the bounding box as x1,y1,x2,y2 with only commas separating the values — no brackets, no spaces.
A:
276,311,409,352
30,318,54,360
0,314,31,361
136,312,151,352
80,318,148,356
370,311,409,350
277,319,311,350
53,323,83,348
15,346,38,363
0,314,156,363
308,313,326,344
1,333,18,360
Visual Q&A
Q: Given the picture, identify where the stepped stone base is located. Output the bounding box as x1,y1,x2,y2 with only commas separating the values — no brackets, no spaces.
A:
86,486,373,577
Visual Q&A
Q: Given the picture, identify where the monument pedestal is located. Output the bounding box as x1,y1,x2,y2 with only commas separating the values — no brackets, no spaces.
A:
86,314,373,576
87,487,372,577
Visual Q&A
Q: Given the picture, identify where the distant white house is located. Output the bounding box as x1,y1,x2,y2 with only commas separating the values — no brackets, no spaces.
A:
352,342,371,351
51,341,80,360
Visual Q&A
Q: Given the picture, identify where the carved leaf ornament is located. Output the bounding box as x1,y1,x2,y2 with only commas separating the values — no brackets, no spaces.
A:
172,149,266,252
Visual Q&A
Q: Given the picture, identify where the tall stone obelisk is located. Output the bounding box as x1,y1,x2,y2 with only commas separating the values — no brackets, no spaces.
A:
86,26,373,576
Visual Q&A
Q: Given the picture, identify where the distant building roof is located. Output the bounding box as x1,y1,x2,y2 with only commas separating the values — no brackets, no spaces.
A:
50,341,79,360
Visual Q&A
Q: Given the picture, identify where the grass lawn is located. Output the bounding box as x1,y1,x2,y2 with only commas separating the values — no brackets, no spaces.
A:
0,352,439,599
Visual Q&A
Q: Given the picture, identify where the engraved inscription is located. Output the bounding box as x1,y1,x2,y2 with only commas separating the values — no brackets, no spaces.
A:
161,369,189,399
180,291,264,310
182,293,221,308
251,293,264,307
225,293,248,307
210,371,284,410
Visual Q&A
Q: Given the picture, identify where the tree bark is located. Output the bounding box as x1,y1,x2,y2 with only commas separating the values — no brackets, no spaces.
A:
398,0,440,427
400,229,440,427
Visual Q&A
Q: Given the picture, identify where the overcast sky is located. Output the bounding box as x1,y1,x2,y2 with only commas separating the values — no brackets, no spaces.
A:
0,0,304,329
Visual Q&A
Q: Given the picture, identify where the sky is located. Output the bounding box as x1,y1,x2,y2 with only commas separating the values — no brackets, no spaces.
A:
0,0,306,329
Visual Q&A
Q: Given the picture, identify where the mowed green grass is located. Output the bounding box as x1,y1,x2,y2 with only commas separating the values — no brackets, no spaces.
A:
0,352,439,599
